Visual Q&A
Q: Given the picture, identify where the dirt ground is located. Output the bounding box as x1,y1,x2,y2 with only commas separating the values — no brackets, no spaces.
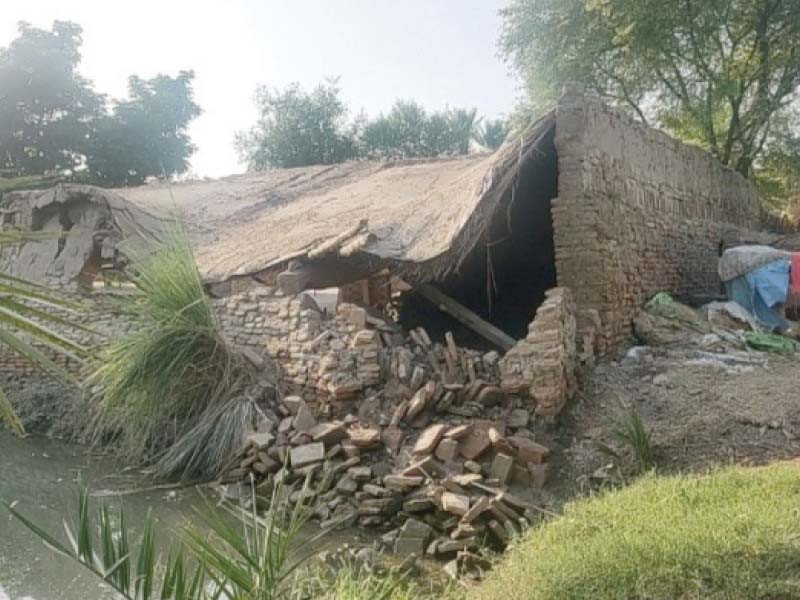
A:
534,340,800,510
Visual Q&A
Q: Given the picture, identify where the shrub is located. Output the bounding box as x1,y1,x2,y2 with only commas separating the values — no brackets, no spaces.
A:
86,226,264,480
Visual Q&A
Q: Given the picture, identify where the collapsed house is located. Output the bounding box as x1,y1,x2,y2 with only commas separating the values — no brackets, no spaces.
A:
0,90,776,566
0,89,766,416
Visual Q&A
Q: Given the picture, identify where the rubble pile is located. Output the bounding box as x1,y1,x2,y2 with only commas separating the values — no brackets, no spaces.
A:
221,301,559,567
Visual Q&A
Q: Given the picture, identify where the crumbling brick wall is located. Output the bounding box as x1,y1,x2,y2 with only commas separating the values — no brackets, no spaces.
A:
212,284,383,398
552,89,762,347
0,284,136,374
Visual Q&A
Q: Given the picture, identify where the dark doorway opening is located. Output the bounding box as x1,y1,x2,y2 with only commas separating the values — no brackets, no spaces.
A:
398,126,559,349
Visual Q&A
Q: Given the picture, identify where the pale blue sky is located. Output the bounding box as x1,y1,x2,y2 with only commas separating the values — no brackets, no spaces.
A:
2,1,519,177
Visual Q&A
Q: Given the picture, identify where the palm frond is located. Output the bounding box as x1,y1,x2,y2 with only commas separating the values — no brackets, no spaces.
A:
183,478,317,598
0,230,87,434
0,387,23,435
7,490,206,600
5,478,317,600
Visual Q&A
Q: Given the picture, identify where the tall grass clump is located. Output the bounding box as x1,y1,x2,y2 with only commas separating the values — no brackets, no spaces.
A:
86,226,260,480
611,411,655,472
470,462,800,600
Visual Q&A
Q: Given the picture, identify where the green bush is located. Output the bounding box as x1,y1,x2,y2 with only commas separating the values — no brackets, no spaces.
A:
86,226,259,480
471,463,800,600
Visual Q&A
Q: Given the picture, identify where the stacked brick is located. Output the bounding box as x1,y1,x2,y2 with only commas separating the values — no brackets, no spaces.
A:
499,288,578,421
528,288,577,419
213,289,385,399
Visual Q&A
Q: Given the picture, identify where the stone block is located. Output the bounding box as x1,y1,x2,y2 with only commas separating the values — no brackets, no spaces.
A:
413,424,448,455
292,404,317,433
246,431,274,450
509,436,550,464
290,442,325,468
283,395,305,415
309,421,348,446
490,453,515,485
458,429,492,461
441,492,470,517
349,427,381,448
434,438,459,462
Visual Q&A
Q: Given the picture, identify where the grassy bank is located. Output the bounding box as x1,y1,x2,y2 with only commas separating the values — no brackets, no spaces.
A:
470,462,800,600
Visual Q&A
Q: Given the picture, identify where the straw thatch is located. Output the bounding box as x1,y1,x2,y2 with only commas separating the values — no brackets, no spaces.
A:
0,183,168,282
1,111,556,286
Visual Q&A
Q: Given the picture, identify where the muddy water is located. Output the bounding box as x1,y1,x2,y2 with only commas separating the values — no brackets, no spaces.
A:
0,431,205,600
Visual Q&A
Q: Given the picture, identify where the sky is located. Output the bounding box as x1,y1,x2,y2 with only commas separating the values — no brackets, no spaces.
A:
1,1,520,178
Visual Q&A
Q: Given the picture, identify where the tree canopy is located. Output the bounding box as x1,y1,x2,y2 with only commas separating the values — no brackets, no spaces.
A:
86,72,201,186
235,80,356,170
0,21,201,186
358,102,480,160
0,21,103,177
500,0,800,178
237,81,507,170
474,118,510,151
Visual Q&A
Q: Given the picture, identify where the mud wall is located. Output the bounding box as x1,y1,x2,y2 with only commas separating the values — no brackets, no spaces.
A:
552,89,762,347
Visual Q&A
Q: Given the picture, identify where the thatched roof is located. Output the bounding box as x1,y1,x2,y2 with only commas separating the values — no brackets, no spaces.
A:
0,183,167,283
2,111,556,285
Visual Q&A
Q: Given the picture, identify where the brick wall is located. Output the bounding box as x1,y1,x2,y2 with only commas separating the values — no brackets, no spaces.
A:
212,283,384,399
0,285,137,374
552,90,762,347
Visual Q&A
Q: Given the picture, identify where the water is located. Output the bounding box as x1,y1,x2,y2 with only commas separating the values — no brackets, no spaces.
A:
0,431,204,600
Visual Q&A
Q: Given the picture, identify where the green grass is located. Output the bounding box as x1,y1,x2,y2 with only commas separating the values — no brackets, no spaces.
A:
611,411,655,472
308,568,423,600
470,462,800,600
86,225,257,480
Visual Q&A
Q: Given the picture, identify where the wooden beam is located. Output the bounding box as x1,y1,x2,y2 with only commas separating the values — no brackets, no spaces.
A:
415,284,516,351
276,257,376,295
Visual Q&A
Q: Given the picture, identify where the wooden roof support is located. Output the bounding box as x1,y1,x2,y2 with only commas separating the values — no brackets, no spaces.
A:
276,256,376,295
415,283,516,351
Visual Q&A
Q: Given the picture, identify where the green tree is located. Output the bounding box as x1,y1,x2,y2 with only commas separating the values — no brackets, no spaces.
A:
500,0,800,177
0,21,201,187
236,79,356,170
0,21,103,176
360,100,429,159
85,71,202,186
474,118,510,150
446,107,479,155
359,101,480,159
238,81,485,167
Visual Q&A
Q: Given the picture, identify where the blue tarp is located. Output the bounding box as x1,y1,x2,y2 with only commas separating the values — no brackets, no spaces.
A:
725,258,791,332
